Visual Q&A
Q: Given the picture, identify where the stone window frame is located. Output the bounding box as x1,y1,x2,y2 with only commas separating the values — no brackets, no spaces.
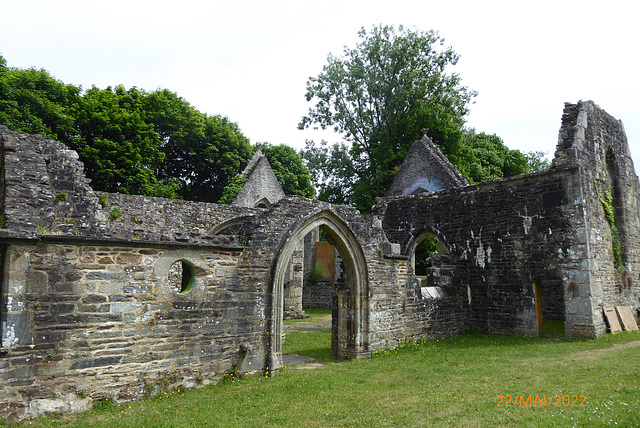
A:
253,197,271,209
405,228,450,275
169,260,196,295
154,251,208,297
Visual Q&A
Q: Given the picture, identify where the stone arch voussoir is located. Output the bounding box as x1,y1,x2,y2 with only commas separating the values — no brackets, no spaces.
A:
405,226,451,266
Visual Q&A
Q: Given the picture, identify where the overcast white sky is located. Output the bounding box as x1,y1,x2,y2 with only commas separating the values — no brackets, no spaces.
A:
1,0,638,167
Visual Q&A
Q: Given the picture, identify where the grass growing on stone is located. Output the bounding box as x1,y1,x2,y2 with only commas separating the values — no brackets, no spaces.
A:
6,330,640,427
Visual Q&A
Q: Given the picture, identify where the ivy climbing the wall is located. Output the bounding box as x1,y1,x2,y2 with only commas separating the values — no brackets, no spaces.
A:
597,182,625,272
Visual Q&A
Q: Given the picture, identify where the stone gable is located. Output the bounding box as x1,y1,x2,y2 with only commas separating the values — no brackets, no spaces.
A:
388,133,468,196
231,148,285,208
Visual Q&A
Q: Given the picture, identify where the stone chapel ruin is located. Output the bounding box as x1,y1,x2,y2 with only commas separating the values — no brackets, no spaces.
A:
0,100,639,418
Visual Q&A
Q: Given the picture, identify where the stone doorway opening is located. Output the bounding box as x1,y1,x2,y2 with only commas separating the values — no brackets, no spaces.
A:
268,211,369,370
533,277,565,338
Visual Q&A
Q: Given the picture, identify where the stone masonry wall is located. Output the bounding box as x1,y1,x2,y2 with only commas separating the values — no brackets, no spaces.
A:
377,166,588,337
302,280,333,308
0,238,264,419
1,100,639,420
555,101,640,334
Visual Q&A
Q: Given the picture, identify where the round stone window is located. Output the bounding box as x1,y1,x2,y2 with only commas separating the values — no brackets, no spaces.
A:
168,260,196,295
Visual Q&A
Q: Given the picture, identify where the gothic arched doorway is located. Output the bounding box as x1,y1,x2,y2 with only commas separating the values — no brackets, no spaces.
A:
267,210,369,370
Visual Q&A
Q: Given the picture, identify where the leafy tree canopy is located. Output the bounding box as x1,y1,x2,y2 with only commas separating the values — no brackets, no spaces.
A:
299,25,477,211
72,85,178,197
0,57,80,142
457,129,530,184
0,56,312,202
260,143,314,199
525,150,551,172
299,26,546,209
143,88,253,202
300,139,355,205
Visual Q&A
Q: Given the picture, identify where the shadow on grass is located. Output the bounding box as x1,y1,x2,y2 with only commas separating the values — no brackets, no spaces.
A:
283,309,334,363
543,320,565,339
283,329,334,363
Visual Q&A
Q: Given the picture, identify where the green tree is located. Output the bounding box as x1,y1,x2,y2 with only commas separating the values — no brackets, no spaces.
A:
525,150,551,172
260,143,314,198
299,25,476,211
144,89,252,202
456,130,530,184
300,139,355,205
0,56,315,203
73,85,177,197
0,55,80,142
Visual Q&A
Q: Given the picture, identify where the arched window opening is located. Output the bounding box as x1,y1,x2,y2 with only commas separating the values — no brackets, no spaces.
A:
253,198,271,209
409,231,450,300
414,234,448,277
605,149,627,271
168,260,196,295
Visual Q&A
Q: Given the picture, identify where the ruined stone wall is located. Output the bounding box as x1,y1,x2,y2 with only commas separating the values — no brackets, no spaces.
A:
0,238,264,418
554,101,640,334
374,254,470,345
1,100,639,420
0,125,103,235
0,126,261,246
378,166,588,337
375,101,640,338
302,280,333,308
229,196,469,355
0,126,270,418
97,192,261,245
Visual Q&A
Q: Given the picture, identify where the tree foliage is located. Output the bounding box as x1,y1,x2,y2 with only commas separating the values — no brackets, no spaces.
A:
457,130,530,183
73,86,178,197
300,140,355,205
260,143,314,198
0,56,312,202
143,89,253,202
0,56,80,142
525,150,551,172
299,26,545,208
299,25,476,211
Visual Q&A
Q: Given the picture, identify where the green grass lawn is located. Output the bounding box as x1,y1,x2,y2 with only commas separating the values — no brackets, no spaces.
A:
4,310,640,427
283,308,333,362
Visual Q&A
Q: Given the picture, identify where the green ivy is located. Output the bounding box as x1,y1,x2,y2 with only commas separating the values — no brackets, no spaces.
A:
597,183,624,272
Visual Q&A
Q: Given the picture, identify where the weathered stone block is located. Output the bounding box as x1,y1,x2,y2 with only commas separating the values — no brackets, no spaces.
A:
82,294,107,304
69,356,122,370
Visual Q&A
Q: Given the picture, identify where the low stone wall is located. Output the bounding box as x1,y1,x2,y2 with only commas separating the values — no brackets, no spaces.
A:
0,237,263,419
